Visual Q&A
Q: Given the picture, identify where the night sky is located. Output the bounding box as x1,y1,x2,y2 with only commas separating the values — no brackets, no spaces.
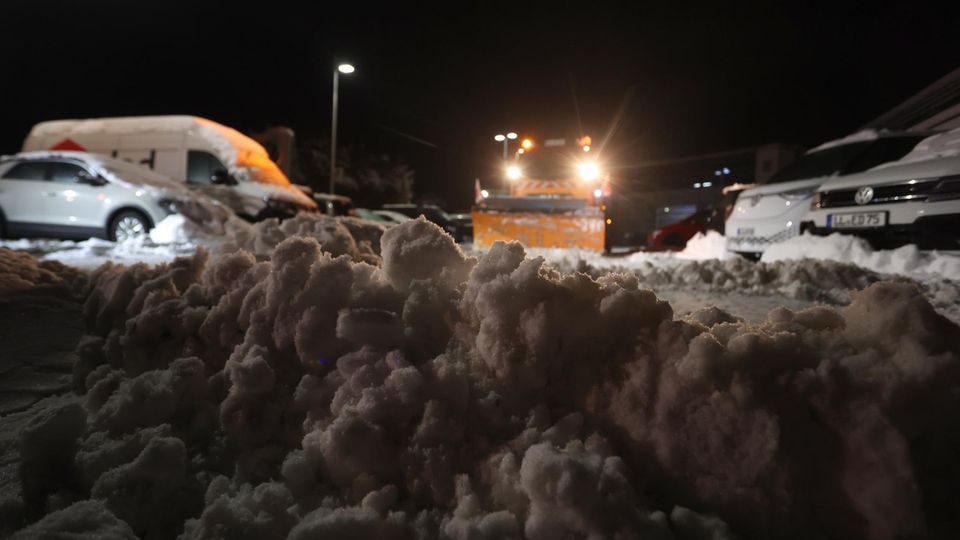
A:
2,1,957,209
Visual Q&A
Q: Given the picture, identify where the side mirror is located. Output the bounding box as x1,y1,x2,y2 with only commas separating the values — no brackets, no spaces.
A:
77,170,106,186
211,170,235,185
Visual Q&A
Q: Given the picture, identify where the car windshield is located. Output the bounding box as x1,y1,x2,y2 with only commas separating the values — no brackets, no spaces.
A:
767,141,873,183
234,151,292,188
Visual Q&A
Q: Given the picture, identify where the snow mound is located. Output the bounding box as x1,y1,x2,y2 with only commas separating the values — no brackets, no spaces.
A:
675,230,737,261
0,247,83,294
7,219,960,539
763,232,960,281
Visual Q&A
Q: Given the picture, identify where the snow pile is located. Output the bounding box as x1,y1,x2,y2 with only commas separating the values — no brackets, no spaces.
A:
763,232,960,281
6,218,960,539
675,230,737,261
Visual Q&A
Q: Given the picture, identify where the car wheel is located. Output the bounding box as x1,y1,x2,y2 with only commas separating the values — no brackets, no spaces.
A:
109,210,151,242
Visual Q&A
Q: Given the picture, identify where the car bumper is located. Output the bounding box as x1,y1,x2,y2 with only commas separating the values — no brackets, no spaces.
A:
802,212,960,249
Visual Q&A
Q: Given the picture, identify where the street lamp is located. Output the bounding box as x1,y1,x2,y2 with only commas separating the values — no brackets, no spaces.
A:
494,132,518,160
330,62,355,194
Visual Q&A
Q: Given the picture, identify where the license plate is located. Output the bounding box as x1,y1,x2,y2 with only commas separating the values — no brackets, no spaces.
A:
828,211,887,229
737,227,755,236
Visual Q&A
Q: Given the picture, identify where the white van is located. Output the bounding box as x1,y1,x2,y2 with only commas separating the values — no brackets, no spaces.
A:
22,116,318,221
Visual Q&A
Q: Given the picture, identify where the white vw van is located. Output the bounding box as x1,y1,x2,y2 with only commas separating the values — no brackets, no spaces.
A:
22,116,317,221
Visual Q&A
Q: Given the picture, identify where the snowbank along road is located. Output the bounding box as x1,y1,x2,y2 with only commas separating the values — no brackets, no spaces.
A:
0,215,959,539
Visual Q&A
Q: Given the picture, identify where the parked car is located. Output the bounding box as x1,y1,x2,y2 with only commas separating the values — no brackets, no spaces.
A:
725,131,931,256
0,151,197,241
803,129,960,249
22,115,318,221
646,207,723,250
373,210,412,225
382,203,472,241
311,192,357,217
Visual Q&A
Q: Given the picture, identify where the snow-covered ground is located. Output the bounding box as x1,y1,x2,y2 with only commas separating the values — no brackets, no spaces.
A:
1,216,959,539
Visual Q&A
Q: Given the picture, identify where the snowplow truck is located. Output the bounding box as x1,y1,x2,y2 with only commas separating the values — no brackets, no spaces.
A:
472,136,609,251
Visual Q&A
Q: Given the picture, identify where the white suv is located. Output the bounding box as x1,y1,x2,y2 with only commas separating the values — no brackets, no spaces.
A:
803,129,960,249
0,151,194,241
725,132,930,256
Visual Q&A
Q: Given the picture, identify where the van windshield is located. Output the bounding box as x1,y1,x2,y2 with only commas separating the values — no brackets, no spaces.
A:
235,151,292,188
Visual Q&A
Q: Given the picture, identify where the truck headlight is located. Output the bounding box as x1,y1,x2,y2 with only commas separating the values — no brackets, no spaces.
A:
578,162,600,182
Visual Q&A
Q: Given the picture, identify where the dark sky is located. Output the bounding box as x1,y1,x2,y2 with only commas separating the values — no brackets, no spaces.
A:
2,1,958,209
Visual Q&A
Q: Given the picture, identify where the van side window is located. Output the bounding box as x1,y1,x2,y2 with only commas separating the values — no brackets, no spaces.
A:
2,161,48,181
48,162,87,183
187,151,227,185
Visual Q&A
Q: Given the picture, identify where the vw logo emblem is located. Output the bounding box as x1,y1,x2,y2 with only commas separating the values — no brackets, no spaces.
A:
854,186,874,205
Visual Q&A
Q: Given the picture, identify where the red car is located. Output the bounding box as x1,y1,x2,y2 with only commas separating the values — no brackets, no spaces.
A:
646,208,723,250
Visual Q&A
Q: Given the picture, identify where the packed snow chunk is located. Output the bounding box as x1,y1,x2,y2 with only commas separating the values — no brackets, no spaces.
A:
0,247,83,294
18,398,87,516
762,232,960,281
181,480,298,540
381,217,474,291
286,504,406,540
11,499,136,540
91,436,203,538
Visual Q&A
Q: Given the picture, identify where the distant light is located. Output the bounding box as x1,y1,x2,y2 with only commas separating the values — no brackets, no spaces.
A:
481,189,489,198
664,207,670,213
494,134,506,142
703,181,712,187
582,145,591,152
337,63,355,74
722,167,730,174
593,188,602,198
693,182,701,188
506,166,522,180
605,218,613,225
714,170,722,176
521,138,534,150
517,148,525,154
578,162,600,182
506,132,518,140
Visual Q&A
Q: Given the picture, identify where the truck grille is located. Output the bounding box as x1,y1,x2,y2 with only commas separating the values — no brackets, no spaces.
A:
818,177,958,208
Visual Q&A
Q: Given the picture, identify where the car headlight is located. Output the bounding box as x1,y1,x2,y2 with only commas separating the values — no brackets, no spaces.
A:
156,198,181,215
809,192,822,210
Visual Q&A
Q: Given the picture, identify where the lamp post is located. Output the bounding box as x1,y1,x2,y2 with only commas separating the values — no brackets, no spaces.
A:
494,132,518,161
330,62,355,194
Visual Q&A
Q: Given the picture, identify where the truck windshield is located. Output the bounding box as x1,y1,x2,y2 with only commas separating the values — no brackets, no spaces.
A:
235,151,292,187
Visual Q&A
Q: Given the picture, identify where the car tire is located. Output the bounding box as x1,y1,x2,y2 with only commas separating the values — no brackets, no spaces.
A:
109,210,151,242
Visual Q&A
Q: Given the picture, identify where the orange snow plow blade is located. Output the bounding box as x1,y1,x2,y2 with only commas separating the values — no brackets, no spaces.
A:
472,210,605,251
